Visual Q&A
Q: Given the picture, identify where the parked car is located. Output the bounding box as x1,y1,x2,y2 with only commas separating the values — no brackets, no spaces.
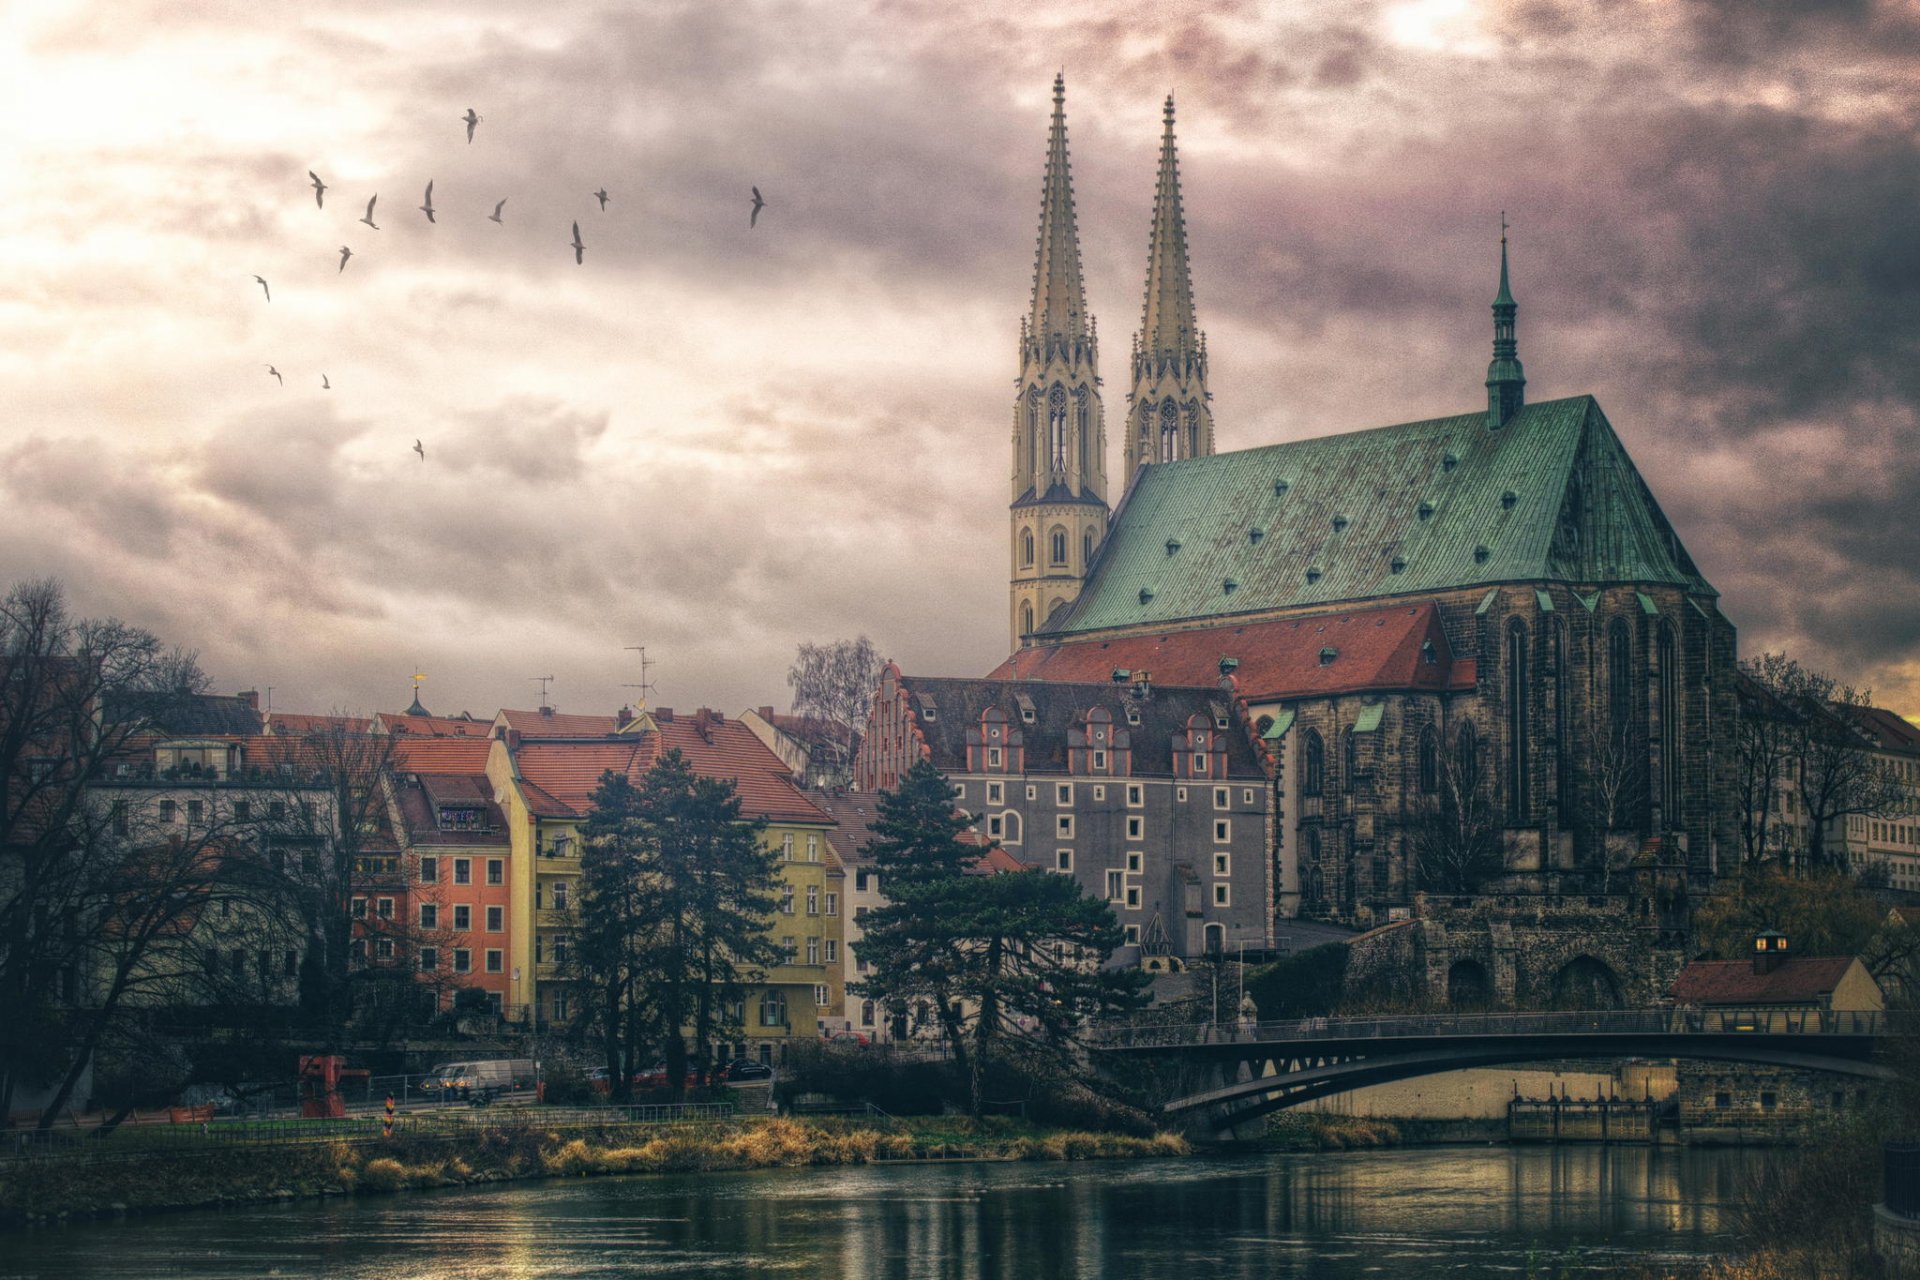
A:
420,1058,536,1101
722,1058,774,1081
827,1031,870,1047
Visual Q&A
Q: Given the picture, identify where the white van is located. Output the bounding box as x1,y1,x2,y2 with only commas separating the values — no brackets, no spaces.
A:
421,1058,535,1101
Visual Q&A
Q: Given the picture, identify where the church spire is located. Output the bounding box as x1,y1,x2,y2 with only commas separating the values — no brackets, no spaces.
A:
1126,93,1215,478
1486,213,1526,430
1027,73,1091,362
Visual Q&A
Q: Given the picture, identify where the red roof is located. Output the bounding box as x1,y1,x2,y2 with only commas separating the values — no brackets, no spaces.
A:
391,737,496,774
986,604,1472,700
267,712,374,735
808,789,884,865
969,846,1028,875
378,712,494,737
496,708,620,739
1849,705,1920,755
509,713,832,826
1668,956,1859,1006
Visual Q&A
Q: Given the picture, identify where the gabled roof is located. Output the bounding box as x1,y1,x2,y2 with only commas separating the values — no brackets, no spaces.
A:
1668,956,1860,1006
1045,395,1713,637
990,603,1471,700
125,692,263,737
892,676,1263,778
507,713,833,826
807,788,885,866
495,708,620,739
390,737,495,774
266,712,374,736
1847,705,1920,756
392,774,508,848
378,711,494,738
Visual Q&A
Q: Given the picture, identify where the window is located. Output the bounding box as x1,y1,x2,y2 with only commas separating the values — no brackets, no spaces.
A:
1714,1091,1730,1110
782,834,794,860
1026,784,1038,800
375,938,393,960
453,949,471,973
1214,819,1231,842
485,949,502,973
187,799,204,824
1214,787,1230,809
159,799,176,822
551,935,570,965
420,856,438,884
268,800,286,820
454,858,471,885
1126,784,1144,807
761,991,787,1026
1418,727,1439,794
1342,728,1356,793
1658,620,1680,820
782,936,797,961
1057,814,1074,838
1760,1091,1777,1111
486,906,503,932
806,937,820,965
1056,783,1073,806
1051,528,1068,564
807,835,820,862
1105,871,1124,901
1056,849,1073,871
1213,883,1231,907
487,859,503,885
987,781,1004,805
1506,618,1530,822
813,983,830,1007
988,814,1003,838
1176,787,1188,802
825,939,838,963
452,905,471,931
1022,529,1035,566
1123,924,1141,945
1214,853,1230,877
1457,720,1479,791
419,947,438,971
987,747,1003,768
1303,730,1325,796
1125,885,1141,909
350,897,367,919
806,885,820,915
860,1000,875,1027
419,904,438,929
1093,753,1108,772
781,884,795,915
1608,619,1633,732
551,881,569,912
376,897,393,919
825,892,838,916
855,869,869,892
1127,815,1143,840
1126,850,1143,873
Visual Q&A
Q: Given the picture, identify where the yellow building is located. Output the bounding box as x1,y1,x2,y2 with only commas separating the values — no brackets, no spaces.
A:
485,705,839,1053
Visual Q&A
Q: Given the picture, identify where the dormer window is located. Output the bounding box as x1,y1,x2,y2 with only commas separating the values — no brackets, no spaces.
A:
1501,490,1517,510
1421,640,1438,665
1273,479,1290,497
1249,527,1265,545
1319,646,1338,666
1418,501,1434,521
1306,566,1322,585
1166,538,1181,556
1331,514,1348,533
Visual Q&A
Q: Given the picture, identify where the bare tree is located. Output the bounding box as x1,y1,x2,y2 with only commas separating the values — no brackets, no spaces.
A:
785,636,880,789
1411,740,1503,894
1586,720,1648,892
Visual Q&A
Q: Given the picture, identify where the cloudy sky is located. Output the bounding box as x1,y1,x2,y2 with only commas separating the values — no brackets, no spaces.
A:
4,0,1918,719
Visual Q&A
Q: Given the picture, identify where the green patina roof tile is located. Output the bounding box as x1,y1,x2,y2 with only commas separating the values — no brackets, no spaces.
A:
1477,588,1500,615
1637,591,1659,615
1262,709,1296,740
1354,704,1385,733
1535,589,1555,612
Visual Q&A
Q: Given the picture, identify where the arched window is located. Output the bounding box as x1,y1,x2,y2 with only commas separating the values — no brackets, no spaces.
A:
1551,619,1569,816
1506,618,1530,822
1049,527,1067,565
1019,602,1034,637
1418,726,1440,794
1185,402,1201,457
1342,728,1357,792
1048,385,1068,471
1658,619,1679,823
1160,399,1179,462
1457,720,1479,792
1202,923,1226,956
1021,528,1035,567
1302,729,1325,796
1608,619,1633,734
1075,388,1091,479
1082,530,1093,566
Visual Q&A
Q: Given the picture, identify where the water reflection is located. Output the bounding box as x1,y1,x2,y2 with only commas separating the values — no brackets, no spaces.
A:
0,1146,1748,1280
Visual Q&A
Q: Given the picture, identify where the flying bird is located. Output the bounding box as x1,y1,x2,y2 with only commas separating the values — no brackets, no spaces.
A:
338,245,353,272
360,195,380,230
321,374,330,390
266,365,283,385
462,108,480,143
571,221,584,265
253,274,270,302
309,170,326,208
594,188,609,210
419,180,435,223
489,198,507,224
413,439,425,461
750,185,765,228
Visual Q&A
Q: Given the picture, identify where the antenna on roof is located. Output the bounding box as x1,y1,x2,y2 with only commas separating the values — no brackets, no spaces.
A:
530,675,555,710
623,645,657,710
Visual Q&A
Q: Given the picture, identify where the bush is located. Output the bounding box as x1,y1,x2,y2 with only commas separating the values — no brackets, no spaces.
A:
1246,944,1350,1020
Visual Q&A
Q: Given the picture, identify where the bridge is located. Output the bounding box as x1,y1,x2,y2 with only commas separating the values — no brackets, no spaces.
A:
1090,1008,1904,1138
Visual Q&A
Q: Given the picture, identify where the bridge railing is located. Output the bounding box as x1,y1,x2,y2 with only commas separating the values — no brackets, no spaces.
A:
1088,1007,1904,1050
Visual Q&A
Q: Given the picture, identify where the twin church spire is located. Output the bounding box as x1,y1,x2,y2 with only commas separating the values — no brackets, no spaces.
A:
1126,94,1214,477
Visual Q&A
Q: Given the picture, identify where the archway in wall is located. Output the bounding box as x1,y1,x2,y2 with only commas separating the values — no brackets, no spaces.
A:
1446,959,1493,1010
1549,956,1624,1010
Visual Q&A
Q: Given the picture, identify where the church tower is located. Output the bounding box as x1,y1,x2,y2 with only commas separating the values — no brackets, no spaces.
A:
1010,75,1108,650
1125,95,1214,479
1486,218,1526,430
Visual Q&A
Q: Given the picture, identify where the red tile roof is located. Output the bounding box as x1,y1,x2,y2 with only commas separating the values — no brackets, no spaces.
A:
1668,956,1859,1006
496,708,621,739
378,712,495,737
969,847,1029,875
807,789,884,865
266,712,374,735
391,737,496,774
1849,705,1920,755
985,604,1472,700
509,713,832,826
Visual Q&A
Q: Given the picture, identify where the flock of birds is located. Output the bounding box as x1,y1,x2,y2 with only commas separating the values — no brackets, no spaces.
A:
251,108,770,462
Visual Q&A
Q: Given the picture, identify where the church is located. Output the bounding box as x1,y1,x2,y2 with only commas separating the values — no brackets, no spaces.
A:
866,77,1739,932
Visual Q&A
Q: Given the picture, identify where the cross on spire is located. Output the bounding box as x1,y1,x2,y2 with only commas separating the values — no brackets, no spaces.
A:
1028,72,1091,354
1486,212,1525,428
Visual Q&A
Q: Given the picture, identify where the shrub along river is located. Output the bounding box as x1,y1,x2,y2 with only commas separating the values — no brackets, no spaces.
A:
0,1144,1759,1278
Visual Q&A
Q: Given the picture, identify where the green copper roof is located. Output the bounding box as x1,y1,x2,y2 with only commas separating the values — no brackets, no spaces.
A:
1353,704,1385,733
1044,395,1713,637
1262,709,1296,740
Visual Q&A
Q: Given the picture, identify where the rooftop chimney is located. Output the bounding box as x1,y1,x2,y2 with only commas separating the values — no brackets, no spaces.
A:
615,705,633,730
539,705,555,718
1753,931,1789,976
655,707,673,723
759,705,776,720
238,689,260,711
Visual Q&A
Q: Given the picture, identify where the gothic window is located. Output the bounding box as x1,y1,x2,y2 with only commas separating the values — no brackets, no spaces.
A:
1083,529,1094,565
1608,619,1633,736
1021,528,1035,567
1139,404,1153,456
1506,619,1530,822
1302,729,1325,796
1184,401,1201,456
1049,527,1068,565
1658,619,1680,823
1049,384,1068,471
1457,720,1479,792
1020,602,1034,637
1075,387,1091,479
1342,728,1357,793
1418,726,1440,794
1026,389,1042,480
1159,399,1179,463
1551,619,1569,816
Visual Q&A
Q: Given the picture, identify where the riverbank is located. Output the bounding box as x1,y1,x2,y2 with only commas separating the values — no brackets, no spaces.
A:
0,1115,1189,1229
1258,1113,1508,1149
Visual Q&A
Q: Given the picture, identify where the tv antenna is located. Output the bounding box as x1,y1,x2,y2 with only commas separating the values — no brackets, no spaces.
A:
530,675,555,710
623,646,657,710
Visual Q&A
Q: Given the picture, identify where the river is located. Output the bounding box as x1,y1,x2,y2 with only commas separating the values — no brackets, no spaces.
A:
1,1145,1758,1278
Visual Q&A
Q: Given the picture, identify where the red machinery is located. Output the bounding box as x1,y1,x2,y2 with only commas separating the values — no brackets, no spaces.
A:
297,1055,369,1119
